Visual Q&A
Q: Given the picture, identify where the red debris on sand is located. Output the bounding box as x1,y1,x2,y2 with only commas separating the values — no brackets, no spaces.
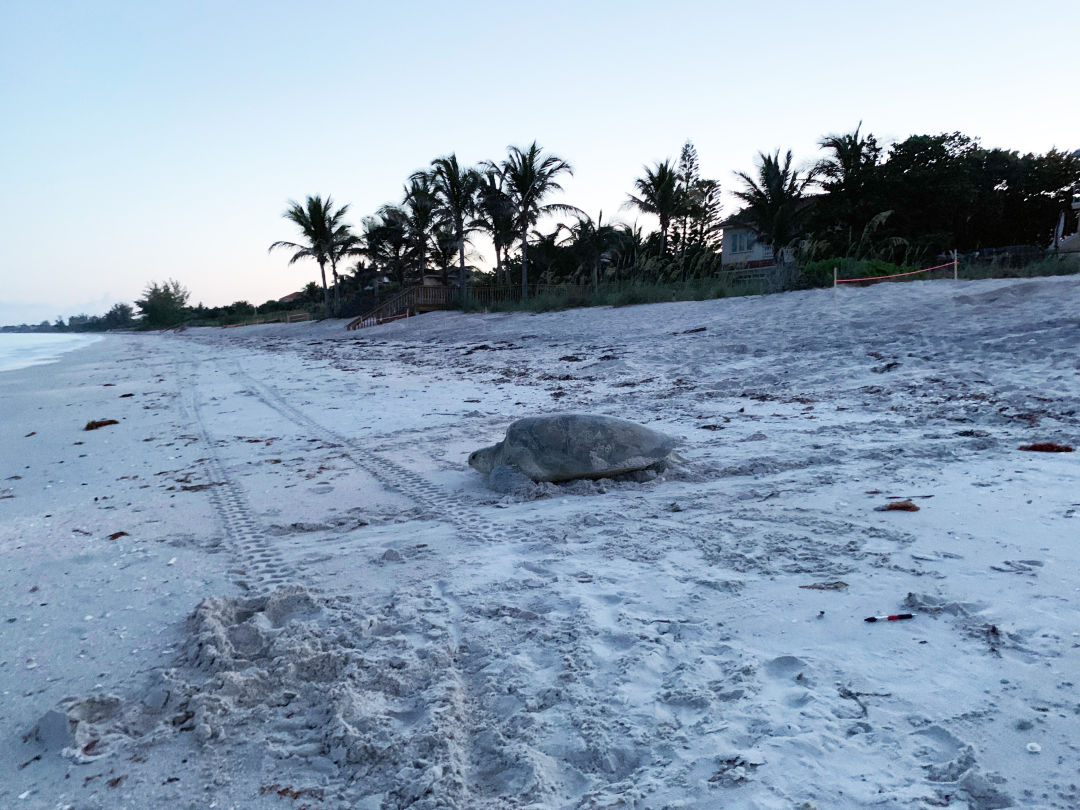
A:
107,531,129,540
877,500,920,512
1018,442,1073,453
84,419,119,431
25,431,36,437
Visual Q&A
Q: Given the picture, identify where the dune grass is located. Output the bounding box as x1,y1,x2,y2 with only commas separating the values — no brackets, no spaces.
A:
463,276,769,314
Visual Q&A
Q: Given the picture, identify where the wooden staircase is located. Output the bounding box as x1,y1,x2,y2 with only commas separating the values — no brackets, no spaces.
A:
345,285,460,331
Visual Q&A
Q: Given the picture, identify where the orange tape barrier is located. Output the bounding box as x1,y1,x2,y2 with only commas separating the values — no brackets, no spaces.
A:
836,261,957,284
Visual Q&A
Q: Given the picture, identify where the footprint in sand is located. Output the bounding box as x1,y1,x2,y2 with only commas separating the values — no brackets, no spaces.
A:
763,656,814,708
763,655,808,679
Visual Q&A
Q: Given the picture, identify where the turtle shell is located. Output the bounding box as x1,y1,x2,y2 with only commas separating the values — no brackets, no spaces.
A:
469,414,677,483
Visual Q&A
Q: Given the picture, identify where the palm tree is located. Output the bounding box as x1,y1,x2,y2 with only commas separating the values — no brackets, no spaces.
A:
402,173,439,283
363,206,411,288
327,226,363,311
476,170,517,286
430,221,459,283
815,123,880,195
613,221,646,279
566,212,622,289
429,154,482,293
814,123,884,243
269,195,353,314
624,160,681,257
732,150,814,263
494,142,578,297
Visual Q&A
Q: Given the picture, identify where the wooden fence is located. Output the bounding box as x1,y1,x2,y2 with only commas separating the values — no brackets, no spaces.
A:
222,310,311,328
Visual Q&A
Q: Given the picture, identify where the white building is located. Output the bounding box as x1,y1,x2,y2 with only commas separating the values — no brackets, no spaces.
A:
719,220,794,268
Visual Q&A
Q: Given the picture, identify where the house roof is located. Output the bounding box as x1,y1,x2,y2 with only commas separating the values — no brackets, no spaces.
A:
718,216,752,230
719,195,822,231
277,291,305,303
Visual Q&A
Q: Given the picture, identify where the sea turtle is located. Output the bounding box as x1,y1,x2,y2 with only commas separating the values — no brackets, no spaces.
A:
468,413,678,483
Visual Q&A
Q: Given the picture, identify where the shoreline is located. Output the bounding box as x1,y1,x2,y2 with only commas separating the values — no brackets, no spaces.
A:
0,333,103,374
2,275,1078,808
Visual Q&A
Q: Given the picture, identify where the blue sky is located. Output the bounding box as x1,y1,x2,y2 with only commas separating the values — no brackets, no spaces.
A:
1,0,1076,323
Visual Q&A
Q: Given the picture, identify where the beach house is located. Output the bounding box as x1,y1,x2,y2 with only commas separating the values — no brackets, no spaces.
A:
719,219,793,269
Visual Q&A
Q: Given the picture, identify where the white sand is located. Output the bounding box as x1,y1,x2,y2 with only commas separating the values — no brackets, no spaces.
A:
2,275,1078,809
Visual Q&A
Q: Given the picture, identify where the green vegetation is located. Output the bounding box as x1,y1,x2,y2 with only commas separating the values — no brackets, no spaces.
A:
135,280,191,328
802,258,922,288
491,142,579,297
957,253,1080,280
268,195,358,314
461,277,762,314
16,128,1078,332
732,149,815,264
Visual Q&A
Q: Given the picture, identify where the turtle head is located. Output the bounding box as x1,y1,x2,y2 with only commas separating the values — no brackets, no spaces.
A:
468,445,498,475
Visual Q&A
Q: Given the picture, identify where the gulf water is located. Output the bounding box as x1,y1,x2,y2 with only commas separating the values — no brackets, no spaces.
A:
0,334,102,373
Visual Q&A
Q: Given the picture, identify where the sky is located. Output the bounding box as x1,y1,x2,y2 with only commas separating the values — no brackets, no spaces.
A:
1,0,1077,325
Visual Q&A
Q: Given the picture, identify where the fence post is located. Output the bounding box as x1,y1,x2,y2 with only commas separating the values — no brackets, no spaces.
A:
952,249,958,280
833,266,838,302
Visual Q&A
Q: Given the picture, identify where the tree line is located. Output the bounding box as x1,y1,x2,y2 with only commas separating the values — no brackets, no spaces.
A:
272,129,1078,317
11,126,1076,331
271,139,731,318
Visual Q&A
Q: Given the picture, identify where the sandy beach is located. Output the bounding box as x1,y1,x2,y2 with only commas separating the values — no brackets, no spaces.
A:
2,275,1078,809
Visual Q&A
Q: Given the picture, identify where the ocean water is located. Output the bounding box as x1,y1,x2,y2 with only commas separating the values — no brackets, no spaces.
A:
0,333,102,373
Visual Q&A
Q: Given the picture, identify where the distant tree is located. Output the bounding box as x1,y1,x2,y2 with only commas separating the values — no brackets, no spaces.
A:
672,140,723,264
815,124,881,196
101,302,135,329
732,150,815,263
875,132,981,255
690,178,723,248
995,148,1080,246
675,142,700,254
476,170,517,286
566,212,622,288
300,281,322,305
523,227,573,285
136,280,190,327
269,195,354,315
613,221,647,279
430,154,482,291
327,227,363,310
429,221,459,283
807,124,887,257
402,173,439,282
625,159,681,257
364,206,412,287
494,142,578,297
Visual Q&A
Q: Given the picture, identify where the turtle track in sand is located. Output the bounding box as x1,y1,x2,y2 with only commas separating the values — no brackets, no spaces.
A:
34,349,499,808
226,359,511,545
177,359,298,592
172,354,516,807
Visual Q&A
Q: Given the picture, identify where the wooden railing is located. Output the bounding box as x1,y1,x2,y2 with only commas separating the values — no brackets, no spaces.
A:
414,286,460,310
346,287,417,330
466,283,594,307
222,310,311,328
345,286,463,331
